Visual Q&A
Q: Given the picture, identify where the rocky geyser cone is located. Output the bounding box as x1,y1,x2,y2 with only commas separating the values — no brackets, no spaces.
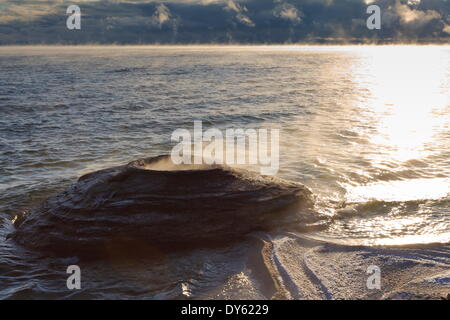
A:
9,155,314,256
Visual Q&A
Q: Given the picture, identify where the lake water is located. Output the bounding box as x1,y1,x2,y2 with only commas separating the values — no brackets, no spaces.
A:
0,45,449,299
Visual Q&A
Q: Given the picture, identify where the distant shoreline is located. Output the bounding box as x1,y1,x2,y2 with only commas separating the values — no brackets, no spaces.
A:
0,42,449,49
0,37,449,47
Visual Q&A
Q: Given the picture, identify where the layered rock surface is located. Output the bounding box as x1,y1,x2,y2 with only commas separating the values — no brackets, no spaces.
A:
10,155,314,256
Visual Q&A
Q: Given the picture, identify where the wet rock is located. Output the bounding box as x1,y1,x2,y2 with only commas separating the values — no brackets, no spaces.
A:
9,155,314,257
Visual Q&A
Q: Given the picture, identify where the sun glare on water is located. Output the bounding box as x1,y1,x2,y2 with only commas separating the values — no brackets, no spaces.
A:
312,46,450,246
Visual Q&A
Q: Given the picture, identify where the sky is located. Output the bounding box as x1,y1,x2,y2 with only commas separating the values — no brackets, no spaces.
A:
0,0,449,44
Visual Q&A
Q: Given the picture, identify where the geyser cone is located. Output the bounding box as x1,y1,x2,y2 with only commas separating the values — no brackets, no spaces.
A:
10,155,314,256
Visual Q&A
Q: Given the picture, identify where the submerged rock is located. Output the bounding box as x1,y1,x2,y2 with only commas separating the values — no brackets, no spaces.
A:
9,155,314,256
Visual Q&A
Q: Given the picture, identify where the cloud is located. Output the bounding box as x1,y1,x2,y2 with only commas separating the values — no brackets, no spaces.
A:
379,0,448,38
395,1,440,25
273,2,302,24
225,0,255,27
0,2,56,23
226,0,244,12
0,0,448,44
444,24,450,34
150,4,172,27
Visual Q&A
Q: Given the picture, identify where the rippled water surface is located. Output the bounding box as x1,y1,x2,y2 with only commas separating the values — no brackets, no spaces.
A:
0,46,449,299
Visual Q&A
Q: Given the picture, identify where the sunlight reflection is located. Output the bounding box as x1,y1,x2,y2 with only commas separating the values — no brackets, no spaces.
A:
355,46,449,164
344,178,450,203
323,46,450,246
